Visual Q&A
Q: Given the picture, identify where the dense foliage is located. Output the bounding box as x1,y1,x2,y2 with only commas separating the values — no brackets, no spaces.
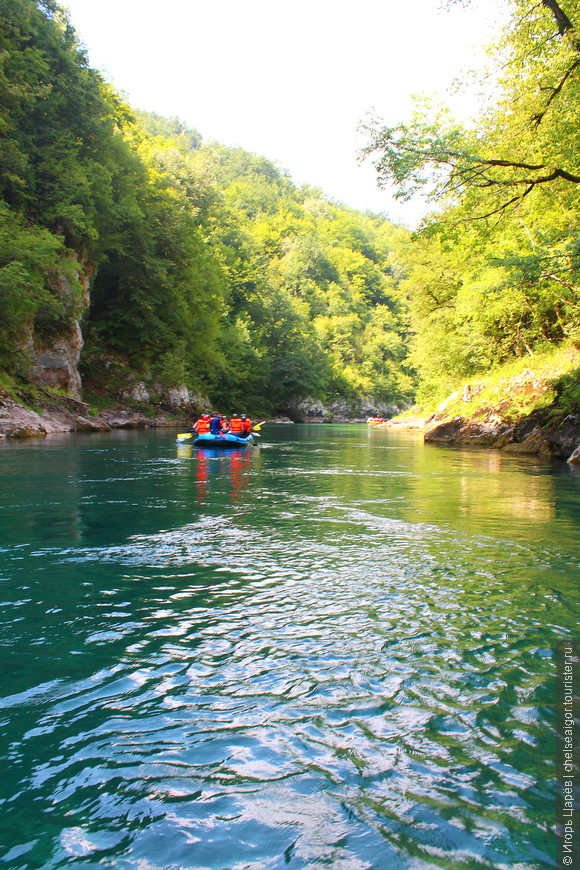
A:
364,0,580,402
7,0,576,418
0,0,413,415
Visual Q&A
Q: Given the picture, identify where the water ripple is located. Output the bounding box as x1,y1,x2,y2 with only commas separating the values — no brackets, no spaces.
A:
0,430,577,868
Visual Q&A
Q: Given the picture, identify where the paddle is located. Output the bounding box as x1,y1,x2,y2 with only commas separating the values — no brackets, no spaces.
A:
177,432,193,440
252,421,266,431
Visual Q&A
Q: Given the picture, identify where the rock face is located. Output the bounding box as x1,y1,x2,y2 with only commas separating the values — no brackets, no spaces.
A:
285,395,399,423
24,259,93,400
117,375,208,414
424,418,513,448
119,380,151,404
547,414,580,458
162,386,206,413
287,397,331,423
26,325,84,399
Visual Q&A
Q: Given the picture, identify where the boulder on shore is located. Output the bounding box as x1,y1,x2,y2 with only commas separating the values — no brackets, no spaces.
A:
424,418,513,448
547,414,580,458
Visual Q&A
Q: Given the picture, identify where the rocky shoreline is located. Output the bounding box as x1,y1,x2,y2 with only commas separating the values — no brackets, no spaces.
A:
0,390,399,439
383,411,580,465
423,411,580,463
379,357,580,465
282,395,400,424
0,391,185,439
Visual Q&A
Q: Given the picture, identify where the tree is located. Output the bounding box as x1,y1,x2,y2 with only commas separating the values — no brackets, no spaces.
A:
362,0,580,220
360,0,580,401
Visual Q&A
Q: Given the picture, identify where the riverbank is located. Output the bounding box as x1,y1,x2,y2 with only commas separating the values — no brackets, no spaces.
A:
0,382,399,438
383,347,580,465
0,389,185,438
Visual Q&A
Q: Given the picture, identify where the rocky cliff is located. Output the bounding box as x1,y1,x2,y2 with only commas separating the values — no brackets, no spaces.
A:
21,257,93,400
0,255,208,437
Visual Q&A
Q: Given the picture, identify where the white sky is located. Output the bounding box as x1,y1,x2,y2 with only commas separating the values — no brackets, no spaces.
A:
62,0,504,226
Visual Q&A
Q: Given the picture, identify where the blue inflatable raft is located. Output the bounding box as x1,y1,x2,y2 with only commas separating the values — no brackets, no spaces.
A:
176,432,254,448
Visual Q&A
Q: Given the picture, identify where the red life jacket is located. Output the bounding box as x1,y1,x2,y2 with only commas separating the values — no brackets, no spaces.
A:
229,416,244,435
241,419,252,435
196,417,211,433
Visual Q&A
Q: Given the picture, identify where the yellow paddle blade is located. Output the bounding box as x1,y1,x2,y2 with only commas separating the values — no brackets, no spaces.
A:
177,432,193,440
252,420,266,431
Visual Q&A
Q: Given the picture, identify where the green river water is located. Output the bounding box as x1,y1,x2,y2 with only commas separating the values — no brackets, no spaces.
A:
0,424,578,869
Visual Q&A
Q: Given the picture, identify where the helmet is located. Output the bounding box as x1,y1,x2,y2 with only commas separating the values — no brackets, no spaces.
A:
241,415,247,420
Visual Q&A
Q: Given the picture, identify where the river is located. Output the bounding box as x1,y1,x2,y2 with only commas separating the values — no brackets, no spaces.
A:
0,424,578,869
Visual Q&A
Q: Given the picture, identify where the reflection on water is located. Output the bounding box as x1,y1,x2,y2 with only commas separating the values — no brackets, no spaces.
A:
0,425,578,869
421,449,557,523
175,444,258,505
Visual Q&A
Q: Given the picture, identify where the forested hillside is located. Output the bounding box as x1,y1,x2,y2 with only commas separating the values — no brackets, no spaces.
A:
2,0,578,433
0,0,413,418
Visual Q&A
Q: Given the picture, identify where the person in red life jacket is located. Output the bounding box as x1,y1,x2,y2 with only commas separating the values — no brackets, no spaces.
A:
228,414,244,436
240,415,252,436
193,413,211,434
221,416,230,433
197,414,211,435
